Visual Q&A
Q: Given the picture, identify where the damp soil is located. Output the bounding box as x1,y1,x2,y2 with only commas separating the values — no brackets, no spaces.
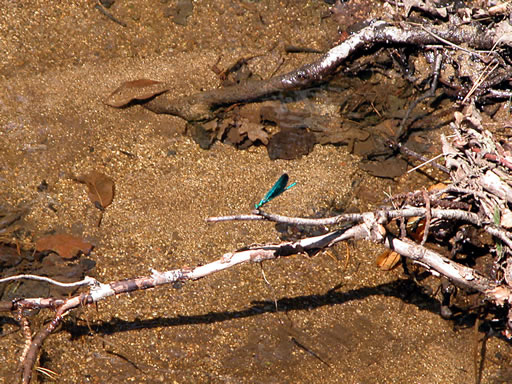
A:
1,1,512,383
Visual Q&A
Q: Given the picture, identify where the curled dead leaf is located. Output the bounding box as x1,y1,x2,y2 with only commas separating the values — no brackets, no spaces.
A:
408,218,425,242
35,233,93,259
376,250,401,271
486,286,512,306
105,79,170,108
76,171,115,209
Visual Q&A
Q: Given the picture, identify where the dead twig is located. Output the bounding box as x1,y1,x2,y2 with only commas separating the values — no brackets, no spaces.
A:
396,50,443,140
400,144,450,173
421,190,431,246
94,3,127,27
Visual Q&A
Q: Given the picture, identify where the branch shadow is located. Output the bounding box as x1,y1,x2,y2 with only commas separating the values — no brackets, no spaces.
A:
64,277,442,339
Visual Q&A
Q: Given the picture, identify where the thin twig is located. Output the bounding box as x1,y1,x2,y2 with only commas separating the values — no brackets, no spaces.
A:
94,3,127,27
462,59,500,104
487,89,512,98
399,144,450,173
407,153,445,173
0,274,97,288
16,307,31,364
396,51,443,139
206,214,264,223
421,190,431,246
223,207,484,228
21,311,67,383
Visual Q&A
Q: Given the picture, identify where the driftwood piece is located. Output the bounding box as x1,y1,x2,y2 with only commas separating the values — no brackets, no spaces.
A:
107,20,511,122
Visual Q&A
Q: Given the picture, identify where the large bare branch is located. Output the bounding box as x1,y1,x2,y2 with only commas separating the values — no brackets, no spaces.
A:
126,20,506,121
9,206,504,383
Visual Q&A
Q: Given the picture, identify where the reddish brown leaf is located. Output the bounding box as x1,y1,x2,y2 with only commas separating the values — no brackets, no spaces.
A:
409,219,426,243
76,171,115,209
104,79,170,108
35,233,93,259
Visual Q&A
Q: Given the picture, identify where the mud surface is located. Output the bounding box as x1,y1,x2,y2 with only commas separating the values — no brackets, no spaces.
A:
1,1,512,383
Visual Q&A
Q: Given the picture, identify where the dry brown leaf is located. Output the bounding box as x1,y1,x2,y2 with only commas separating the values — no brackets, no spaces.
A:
427,183,448,199
226,125,245,145
486,286,512,306
104,79,170,108
409,219,425,243
376,250,401,271
35,233,93,259
76,171,115,209
239,119,269,145
427,183,447,192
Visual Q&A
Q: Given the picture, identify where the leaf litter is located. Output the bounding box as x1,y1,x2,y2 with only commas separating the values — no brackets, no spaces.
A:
35,233,93,260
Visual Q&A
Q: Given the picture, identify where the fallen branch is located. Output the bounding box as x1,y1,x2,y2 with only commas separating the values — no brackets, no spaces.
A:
7,188,512,383
107,20,510,121
8,208,503,382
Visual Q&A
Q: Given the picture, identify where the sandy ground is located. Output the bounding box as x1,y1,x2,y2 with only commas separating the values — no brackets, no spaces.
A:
1,1,511,383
